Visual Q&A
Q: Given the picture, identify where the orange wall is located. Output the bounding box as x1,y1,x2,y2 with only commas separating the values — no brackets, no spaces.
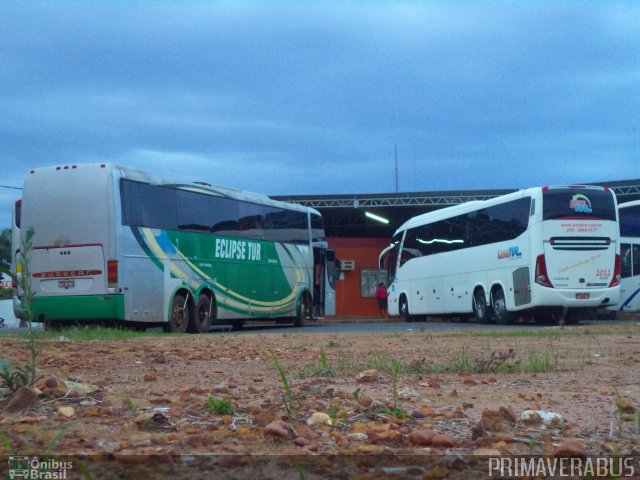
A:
328,238,389,317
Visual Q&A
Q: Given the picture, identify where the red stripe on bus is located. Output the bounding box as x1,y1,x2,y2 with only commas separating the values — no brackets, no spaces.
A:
33,243,103,250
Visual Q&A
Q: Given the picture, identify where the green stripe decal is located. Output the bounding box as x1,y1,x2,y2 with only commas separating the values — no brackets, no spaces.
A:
31,295,125,322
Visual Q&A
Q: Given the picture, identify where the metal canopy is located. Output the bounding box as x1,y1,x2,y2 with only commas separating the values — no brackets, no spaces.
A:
273,179,640,238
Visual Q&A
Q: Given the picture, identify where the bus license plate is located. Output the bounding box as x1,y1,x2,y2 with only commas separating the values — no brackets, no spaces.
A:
58,280,75,289
575,292,590,300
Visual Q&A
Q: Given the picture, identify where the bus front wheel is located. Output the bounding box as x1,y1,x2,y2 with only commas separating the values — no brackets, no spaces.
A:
473,289,489,323
294,294,311,327
399,296,414,323
189,294,214,333
166,293,190,333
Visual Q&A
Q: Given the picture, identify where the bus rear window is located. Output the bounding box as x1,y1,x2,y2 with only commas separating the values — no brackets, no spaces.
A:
543,188,616,221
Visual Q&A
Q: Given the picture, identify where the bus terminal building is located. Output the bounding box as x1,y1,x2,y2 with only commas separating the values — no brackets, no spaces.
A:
274,179,640,318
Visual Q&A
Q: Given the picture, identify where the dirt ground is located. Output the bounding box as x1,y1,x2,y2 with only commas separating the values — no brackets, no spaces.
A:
1,321,640,479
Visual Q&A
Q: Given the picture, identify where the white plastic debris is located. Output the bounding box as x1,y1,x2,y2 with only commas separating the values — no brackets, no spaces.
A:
521,410,563,425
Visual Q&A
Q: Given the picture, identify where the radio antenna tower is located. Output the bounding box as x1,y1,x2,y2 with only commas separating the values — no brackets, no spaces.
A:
394,143,399,193
394,110,399,192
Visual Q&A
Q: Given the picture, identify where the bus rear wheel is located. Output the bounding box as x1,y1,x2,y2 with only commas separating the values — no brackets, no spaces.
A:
166,293,190,333
189,294,214,333
491,287,511,324
473,288,489,323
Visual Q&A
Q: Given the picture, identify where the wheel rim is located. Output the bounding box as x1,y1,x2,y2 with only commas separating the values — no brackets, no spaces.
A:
172,296,188,331
197,303,208,327
493,291,507,322
400,299,408,317
302,296,311,320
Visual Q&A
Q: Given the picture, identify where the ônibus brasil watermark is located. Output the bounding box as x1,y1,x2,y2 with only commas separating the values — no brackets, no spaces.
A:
7,456,73,479
488,456,636,478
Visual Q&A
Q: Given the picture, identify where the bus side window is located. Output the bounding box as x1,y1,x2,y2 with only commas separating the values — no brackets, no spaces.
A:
621,244,632,278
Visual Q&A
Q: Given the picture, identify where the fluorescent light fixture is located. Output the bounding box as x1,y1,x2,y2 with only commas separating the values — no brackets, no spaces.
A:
418,238,464,245
365,211,389,224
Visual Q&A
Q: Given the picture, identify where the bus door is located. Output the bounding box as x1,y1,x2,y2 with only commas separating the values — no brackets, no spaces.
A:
313,247,337,317
619,242,640,311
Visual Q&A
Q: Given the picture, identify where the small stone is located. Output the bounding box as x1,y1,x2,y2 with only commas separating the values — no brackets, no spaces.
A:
432,433,456,448
57,406,75,417
481,407,516,432
618,397,636,414
134,411,177,432
264,421,289,439
306,412,332,427
5,387,38,412
331,431,349,448
408,429,435,446
63,380,100,396
212,383,229,393
473,448,503,456
356,369,380,383
428,378,441,389
554,438,586,458
411,405,436,418
368,429,401,442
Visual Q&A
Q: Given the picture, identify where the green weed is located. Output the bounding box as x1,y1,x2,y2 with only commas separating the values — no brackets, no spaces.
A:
206,396,234,415
122,394,138,413
271,351,295,417
0,360,30,391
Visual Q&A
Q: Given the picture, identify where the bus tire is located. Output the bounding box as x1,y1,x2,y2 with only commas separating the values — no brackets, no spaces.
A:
491,287,511,324
166,293,190,333
294,294,311,327
473,288,489,323
189,293,214,333
399,295,413,323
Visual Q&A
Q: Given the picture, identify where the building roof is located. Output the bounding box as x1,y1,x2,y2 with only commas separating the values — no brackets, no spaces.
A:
273,179,640,238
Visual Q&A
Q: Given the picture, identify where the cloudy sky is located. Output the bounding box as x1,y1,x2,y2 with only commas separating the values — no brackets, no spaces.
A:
1,1,639,229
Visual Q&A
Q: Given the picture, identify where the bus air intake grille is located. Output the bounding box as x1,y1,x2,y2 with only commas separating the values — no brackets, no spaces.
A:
549,237,611,251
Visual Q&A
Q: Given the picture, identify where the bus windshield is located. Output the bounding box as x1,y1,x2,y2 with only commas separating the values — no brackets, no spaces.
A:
542,188,616,221
620,204,640,237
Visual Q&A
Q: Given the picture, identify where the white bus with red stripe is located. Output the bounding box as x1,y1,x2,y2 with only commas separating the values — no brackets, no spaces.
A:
381,186,620,324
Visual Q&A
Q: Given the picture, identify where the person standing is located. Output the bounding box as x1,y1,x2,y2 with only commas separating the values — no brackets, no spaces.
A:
376,282,388,319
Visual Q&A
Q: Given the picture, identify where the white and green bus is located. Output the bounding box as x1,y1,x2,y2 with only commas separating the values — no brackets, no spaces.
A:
381,186,621,324
17,163,338,332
